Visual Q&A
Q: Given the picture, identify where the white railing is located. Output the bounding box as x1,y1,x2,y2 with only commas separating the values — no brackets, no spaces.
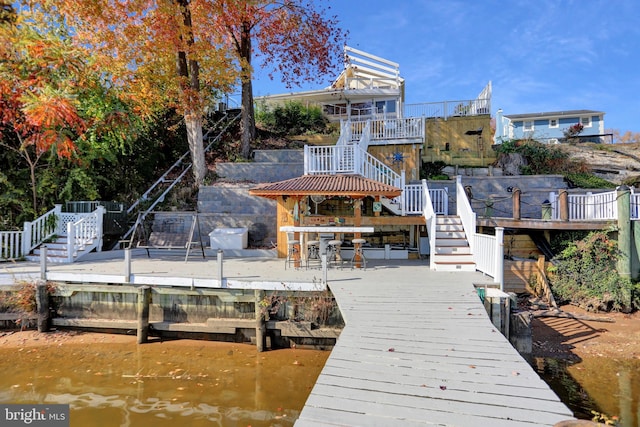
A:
65,206,105,263
473,228,504,289
402,184,449,216
422,180,437,270
305,145,402,188
404,98,491,120
349,118,424,142
456,176,476,253
23,205,63,254
0,231,24,260
549,190,618,220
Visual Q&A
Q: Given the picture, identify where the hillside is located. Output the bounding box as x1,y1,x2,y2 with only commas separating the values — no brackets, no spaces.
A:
563,142,640,186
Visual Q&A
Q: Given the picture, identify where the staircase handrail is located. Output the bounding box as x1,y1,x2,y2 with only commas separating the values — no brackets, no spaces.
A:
422,179,437,270
127,111,241,215
456,175,476,253
65,206,105,262
22,205,63,255
336,120,352,146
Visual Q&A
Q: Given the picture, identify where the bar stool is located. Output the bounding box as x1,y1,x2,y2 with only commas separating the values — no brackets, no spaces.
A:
350,238,367,270
326,239,343,269
285,232,300,269
306,240,321,269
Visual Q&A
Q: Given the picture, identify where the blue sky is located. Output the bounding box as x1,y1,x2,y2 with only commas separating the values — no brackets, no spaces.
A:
252,0,640,135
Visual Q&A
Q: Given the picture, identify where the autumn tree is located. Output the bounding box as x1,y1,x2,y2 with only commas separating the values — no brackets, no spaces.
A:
52,0,237,185
0,5,87,214
213,0,346,159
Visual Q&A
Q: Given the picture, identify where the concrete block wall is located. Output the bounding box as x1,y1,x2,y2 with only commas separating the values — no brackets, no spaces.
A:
215,149,304,183
197,184,277,247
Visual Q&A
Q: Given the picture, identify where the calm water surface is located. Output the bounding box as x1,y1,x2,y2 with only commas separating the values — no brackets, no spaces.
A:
0,338,329,427
534,356,640,426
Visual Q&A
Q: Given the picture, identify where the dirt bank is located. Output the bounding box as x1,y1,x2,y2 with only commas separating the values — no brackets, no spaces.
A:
531,304,640,360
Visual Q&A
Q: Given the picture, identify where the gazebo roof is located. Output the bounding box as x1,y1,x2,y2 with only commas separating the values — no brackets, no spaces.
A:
249,174,402,199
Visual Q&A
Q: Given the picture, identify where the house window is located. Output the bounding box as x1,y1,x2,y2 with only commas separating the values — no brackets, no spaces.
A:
581,116,592,128
549,118,558,128
523,121,534,132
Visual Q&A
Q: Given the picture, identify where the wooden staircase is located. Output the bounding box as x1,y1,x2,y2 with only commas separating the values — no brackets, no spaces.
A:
431,215,475,272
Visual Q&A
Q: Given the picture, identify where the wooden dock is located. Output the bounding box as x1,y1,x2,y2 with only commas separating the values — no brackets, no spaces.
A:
295,273,574,427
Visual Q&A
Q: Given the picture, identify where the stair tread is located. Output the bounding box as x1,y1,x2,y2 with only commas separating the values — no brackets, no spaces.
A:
433,261,476,265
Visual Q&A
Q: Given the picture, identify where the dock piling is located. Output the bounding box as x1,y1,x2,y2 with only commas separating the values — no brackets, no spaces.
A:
136,286,151,344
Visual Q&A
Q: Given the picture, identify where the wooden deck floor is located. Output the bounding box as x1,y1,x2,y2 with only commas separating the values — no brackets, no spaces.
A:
295,273,574,427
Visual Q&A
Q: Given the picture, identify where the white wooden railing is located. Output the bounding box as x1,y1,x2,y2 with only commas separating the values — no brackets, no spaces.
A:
0,231,24,260
403,184,448,215
304,144,402,188
456,176,476,253
2,205,62,260
422,180,437,271
404,98,491,120
473,228,504,289
65,206,104,263
549,190,618,220
348,118,424,143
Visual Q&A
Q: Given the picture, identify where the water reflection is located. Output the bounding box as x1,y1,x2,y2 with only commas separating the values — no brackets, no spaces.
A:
534,357,640,426
0,338,329,427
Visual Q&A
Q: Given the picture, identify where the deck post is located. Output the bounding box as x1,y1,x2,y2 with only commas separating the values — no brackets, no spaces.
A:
558,190,569,221
40,246,47,280
255,289,266,352
495,227,504,290
136,286,151,344
124,248,131,283
217,250,224,286
512,188,521,220
634,220,640,280
617,185,631,279
35,280,49,333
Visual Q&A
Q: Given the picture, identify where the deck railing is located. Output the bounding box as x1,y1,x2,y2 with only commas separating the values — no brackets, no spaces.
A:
404,98,491,120
456,176,476,253
0,231,24,261
549,190,618,220
348,118,424,142
422,180,437,270
23,205,62,254
473,228,504,289
65,206,104,263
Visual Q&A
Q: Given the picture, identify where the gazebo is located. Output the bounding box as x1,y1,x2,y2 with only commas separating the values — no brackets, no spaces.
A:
249,174,402,258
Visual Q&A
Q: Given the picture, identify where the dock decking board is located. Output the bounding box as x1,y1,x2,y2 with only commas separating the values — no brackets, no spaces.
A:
295,273,574,426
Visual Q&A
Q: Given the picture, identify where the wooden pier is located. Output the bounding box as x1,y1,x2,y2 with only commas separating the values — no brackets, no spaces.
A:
295,273,574,427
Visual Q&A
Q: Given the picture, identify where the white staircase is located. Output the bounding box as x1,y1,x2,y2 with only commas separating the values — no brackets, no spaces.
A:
431,215,475,272
27,234,99,263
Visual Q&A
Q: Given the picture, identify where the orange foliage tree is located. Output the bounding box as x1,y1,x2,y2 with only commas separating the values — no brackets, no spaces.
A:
212,0,346,159
51,0,237,185
0,5,87,213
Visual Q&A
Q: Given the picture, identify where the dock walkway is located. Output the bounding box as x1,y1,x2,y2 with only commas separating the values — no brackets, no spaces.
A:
296,271,574,427
0,252,574,426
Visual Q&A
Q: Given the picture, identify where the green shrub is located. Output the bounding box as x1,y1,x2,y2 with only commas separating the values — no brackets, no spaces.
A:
420,161,447,179
256,101,329,136
565,173,616,189
549,230,635,312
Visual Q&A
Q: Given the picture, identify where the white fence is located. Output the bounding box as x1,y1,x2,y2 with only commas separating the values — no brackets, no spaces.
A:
474,229,504,288
1,205,103,263
550,190,618,220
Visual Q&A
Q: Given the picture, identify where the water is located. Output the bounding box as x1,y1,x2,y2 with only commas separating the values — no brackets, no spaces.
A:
534,356,640,426
0,336,329,427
